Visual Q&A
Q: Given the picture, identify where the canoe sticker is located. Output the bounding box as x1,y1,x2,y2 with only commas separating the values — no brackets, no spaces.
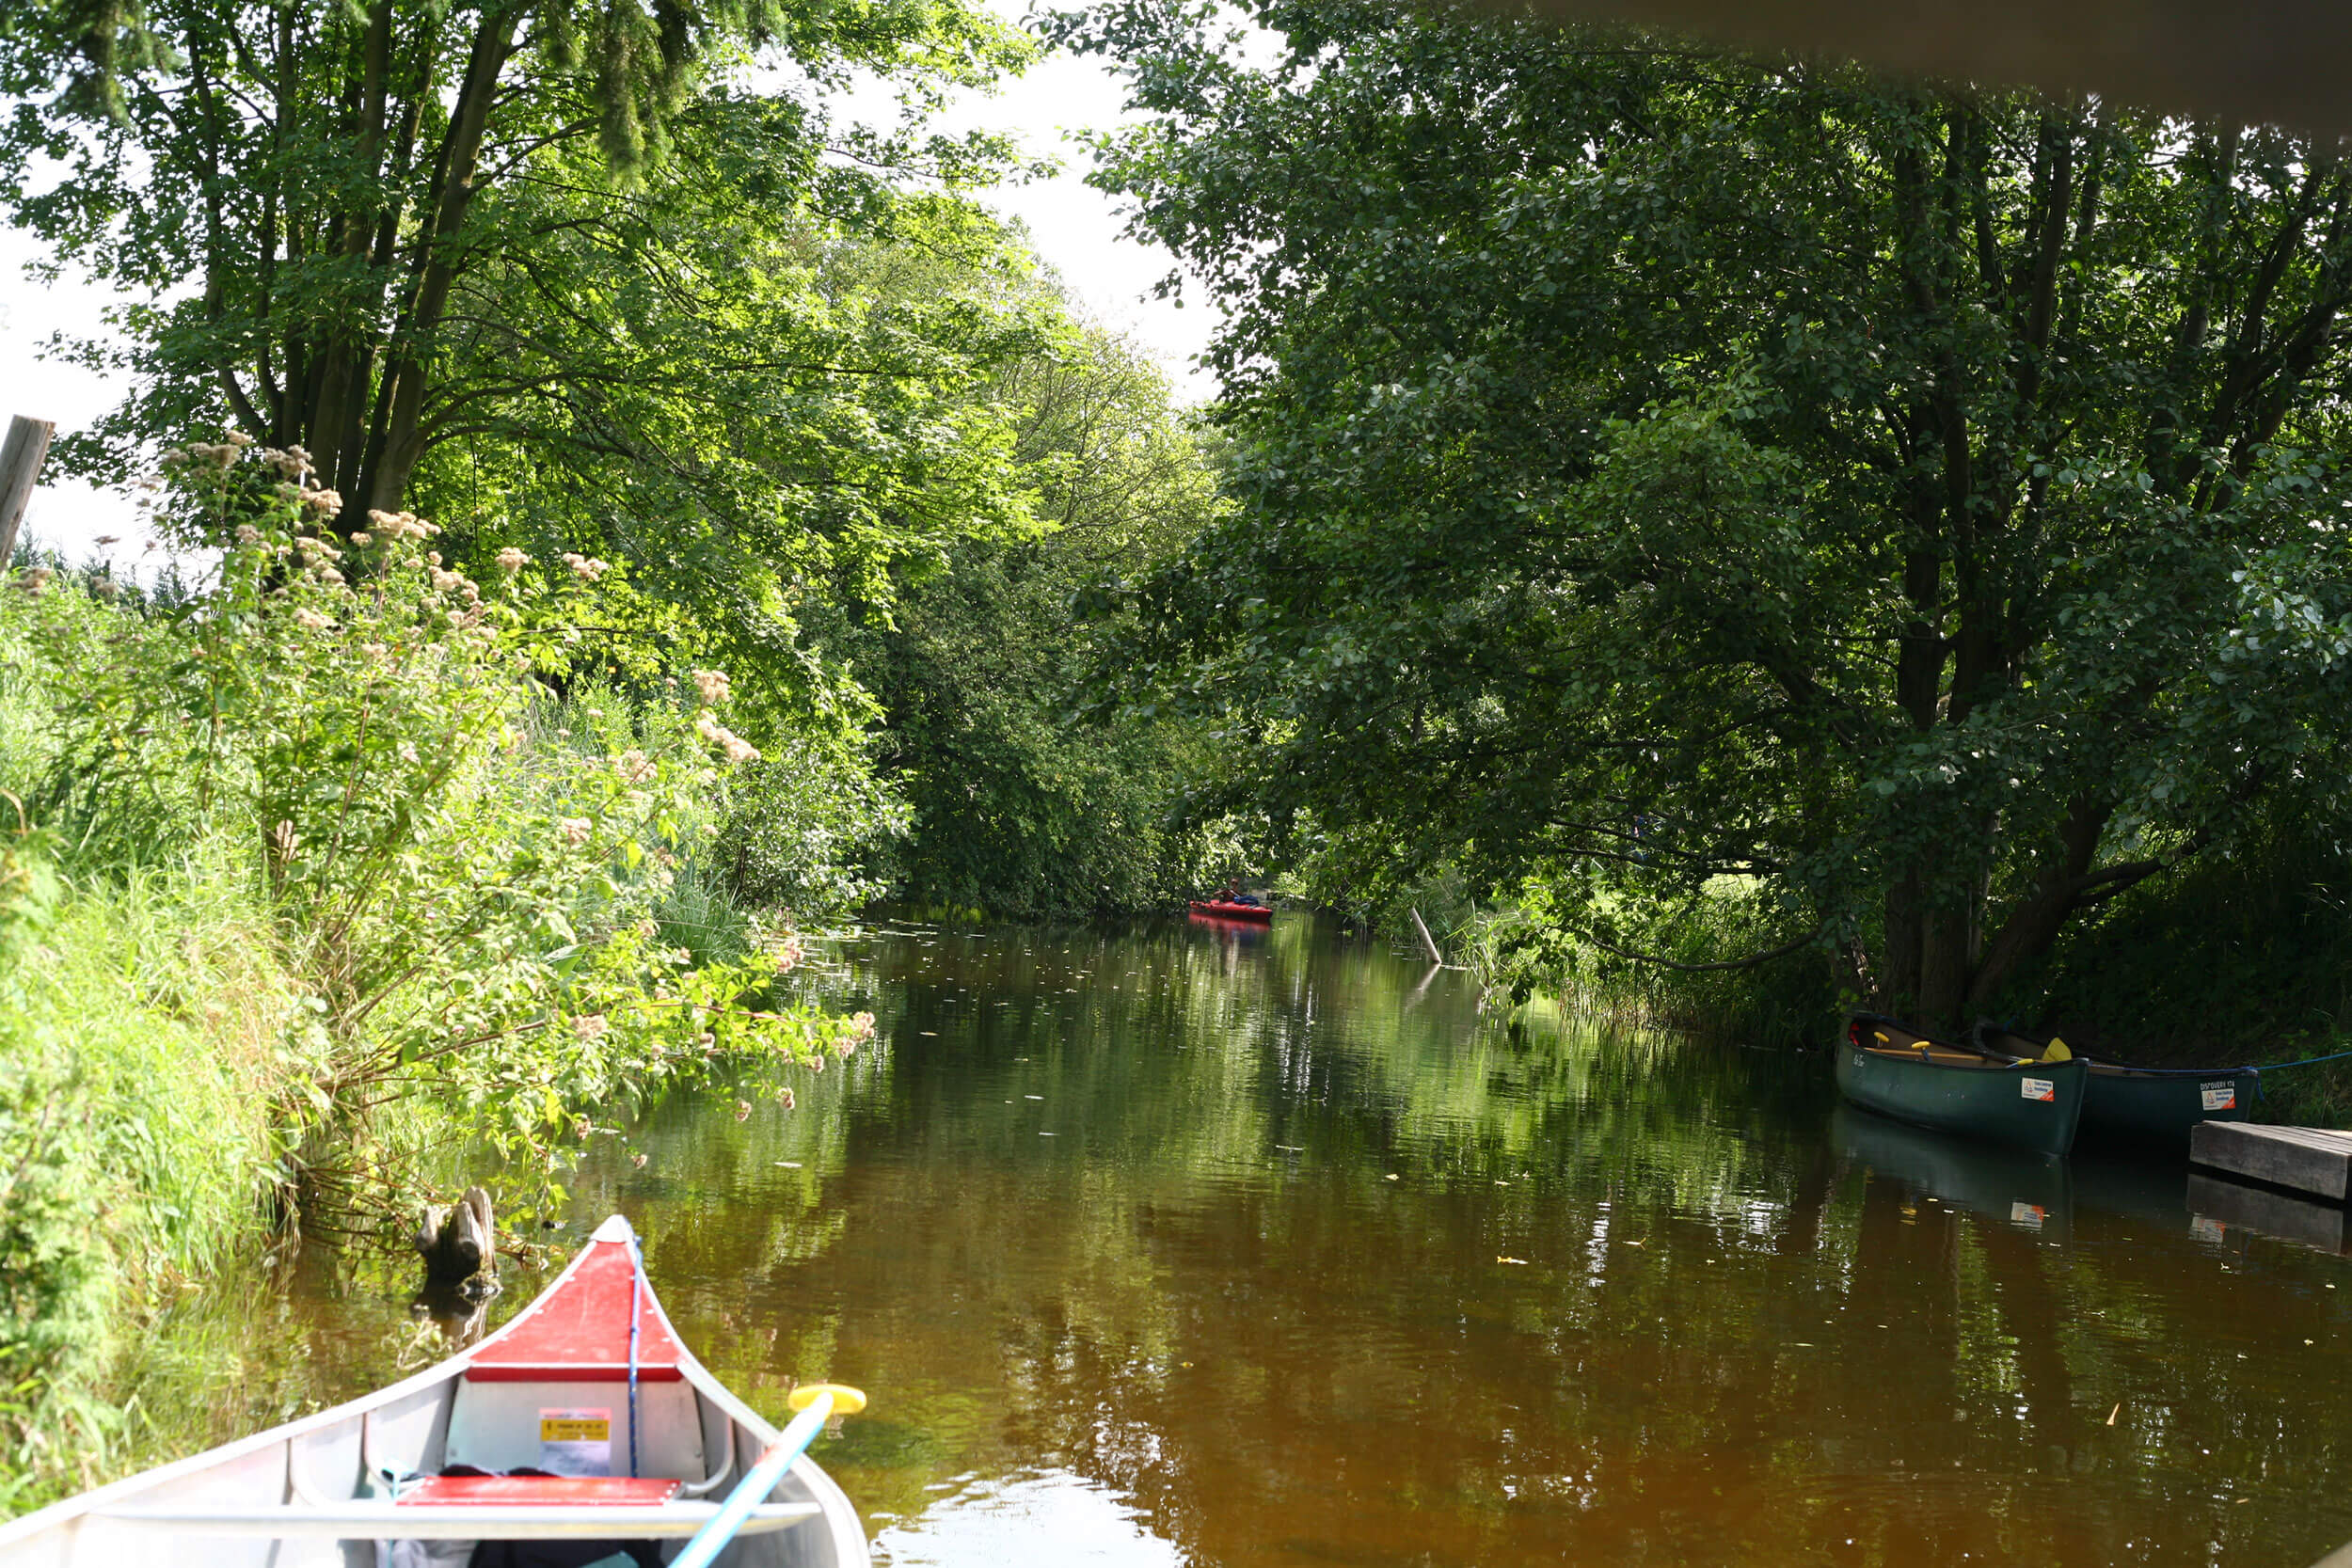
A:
2020,1077,2056,1102
2010,1201,2045,1230
2201,1082,2237,1111
539,1407,612,1476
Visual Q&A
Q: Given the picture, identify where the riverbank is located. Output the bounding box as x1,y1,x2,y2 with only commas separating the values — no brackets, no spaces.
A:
0,476,880,1514
0,841,300,1512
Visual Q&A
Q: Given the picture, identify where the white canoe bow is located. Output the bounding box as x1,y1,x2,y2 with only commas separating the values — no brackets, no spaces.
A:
0,1214,870,1567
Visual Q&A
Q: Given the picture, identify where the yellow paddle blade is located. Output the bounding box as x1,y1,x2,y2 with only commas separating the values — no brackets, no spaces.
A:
789,1383,868,1416
2041,1037,2073,1062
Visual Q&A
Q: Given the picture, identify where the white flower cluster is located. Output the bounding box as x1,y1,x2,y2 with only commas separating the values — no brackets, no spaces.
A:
161,435,342,519
561,551,611,582
690,668,731,705
367,509,440,542
692,708,760,765
495,546,532,573
428,566,481,604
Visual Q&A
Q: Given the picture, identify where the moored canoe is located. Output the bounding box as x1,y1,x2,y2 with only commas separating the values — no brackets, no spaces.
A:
1837,1013,2089,1158
1975,1024,2257,1149
0,1214,869,1568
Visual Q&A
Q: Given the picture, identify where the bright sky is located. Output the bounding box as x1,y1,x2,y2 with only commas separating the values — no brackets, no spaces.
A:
0,5,1216,566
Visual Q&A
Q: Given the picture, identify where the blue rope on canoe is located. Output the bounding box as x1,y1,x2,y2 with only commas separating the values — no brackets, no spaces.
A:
1953,1016,2352,1102
626,1232,644,1480
2103,1047,2352,1103
2252,1046,2352,1072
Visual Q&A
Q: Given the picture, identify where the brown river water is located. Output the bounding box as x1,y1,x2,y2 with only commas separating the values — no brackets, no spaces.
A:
138,916,2352,1565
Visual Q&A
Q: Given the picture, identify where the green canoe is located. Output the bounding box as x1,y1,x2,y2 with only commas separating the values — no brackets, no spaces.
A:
1975,1024,2257,1149
1837,1014,2088,1158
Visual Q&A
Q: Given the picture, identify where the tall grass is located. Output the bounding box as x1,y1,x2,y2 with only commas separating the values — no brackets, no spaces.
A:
0,843,302,1511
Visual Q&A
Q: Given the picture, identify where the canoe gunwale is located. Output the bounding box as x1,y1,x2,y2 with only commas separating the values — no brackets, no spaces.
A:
87,1501,821,1540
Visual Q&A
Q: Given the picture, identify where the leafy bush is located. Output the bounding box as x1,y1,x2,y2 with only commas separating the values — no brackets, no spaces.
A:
8,438,877,1219
718,736,907,920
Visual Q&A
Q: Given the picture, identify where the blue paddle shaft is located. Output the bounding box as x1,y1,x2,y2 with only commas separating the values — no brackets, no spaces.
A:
668,1391,835,1568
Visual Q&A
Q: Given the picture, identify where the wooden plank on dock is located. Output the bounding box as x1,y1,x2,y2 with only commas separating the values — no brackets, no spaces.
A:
2190,1122,2352,1202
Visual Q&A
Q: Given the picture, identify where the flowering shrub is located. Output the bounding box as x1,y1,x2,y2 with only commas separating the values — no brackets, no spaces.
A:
18,438,866,1224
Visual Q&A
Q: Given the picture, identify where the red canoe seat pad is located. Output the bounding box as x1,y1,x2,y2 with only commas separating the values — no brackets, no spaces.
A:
398,1475,684,1507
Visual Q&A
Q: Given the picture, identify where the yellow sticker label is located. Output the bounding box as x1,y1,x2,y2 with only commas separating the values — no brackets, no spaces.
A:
541,1416,611,1442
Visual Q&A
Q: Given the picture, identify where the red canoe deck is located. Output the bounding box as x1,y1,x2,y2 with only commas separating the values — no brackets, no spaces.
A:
1189,899,1273,923
466,1233,686,1383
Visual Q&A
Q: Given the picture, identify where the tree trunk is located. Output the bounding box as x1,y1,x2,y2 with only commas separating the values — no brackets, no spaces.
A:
1882,870,1923,1011
363,7,520,513
1916,900,1973,1028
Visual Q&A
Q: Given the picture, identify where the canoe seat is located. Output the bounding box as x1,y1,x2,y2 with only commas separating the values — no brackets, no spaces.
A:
400,1475,684,1507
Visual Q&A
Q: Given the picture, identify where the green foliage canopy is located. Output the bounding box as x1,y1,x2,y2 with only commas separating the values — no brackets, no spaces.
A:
0,0,1054,694
1059,2,2352,1022
826,310,1231,914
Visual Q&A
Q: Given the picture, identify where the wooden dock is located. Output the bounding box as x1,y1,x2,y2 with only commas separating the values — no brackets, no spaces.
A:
2189,1123,2352,1203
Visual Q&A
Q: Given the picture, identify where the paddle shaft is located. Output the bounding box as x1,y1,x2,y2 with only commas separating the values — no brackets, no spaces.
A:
668,1391,835,1568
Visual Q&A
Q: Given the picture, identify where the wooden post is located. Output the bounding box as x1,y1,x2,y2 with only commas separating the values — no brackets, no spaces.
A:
0,416,56,568
1410,907,1444,966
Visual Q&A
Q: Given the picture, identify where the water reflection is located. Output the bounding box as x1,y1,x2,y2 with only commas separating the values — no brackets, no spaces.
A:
563,918,2352,1567
1833,1101,2078,1239
107,915,2352,1566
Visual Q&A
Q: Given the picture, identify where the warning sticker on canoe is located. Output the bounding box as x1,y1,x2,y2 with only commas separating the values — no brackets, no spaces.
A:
2201,1082,2237,1111
2020,1077,2056,1101
539,1408,612,1476
2010,1201,2045,1230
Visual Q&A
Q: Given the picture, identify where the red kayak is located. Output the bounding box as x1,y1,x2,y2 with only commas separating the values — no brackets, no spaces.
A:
1189,899,1273,924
